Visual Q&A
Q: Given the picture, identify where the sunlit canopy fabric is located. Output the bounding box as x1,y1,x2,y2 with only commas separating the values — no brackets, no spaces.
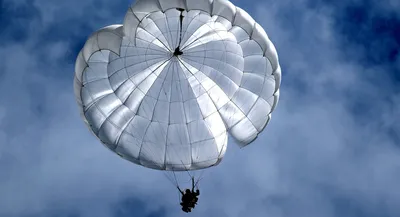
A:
74,0,281,171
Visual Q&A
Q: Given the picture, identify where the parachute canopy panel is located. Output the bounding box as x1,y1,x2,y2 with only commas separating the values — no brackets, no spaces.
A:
74,0,281,171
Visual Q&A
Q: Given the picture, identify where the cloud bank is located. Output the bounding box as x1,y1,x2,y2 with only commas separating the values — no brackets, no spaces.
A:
0,0,399,217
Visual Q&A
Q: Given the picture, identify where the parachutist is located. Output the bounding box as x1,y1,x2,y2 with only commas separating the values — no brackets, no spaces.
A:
178,177,200,213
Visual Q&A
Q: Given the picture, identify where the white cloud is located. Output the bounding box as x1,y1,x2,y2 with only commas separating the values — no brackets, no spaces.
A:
0,0,399,217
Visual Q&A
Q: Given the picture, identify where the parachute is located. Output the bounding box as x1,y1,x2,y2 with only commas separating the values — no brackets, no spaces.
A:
73,0,281,174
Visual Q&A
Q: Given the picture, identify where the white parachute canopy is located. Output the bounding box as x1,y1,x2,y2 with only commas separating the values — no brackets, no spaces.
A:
74,0,281,171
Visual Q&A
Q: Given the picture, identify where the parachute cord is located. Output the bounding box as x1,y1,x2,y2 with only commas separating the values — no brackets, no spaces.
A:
163,172,177,187
194,170,205,188
178,160,206,190
179,159,195,181
174,170,182,204
172,170,179,187
162,170,183,205
177,190,181,204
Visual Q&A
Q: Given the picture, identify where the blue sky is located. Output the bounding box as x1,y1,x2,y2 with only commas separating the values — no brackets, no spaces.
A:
1,0,400,217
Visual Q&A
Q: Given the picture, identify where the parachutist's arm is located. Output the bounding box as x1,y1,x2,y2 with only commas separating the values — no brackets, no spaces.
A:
191,177,195,192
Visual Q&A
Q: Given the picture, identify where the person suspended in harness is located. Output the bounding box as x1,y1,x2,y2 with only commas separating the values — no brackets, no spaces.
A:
177,177,200,213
